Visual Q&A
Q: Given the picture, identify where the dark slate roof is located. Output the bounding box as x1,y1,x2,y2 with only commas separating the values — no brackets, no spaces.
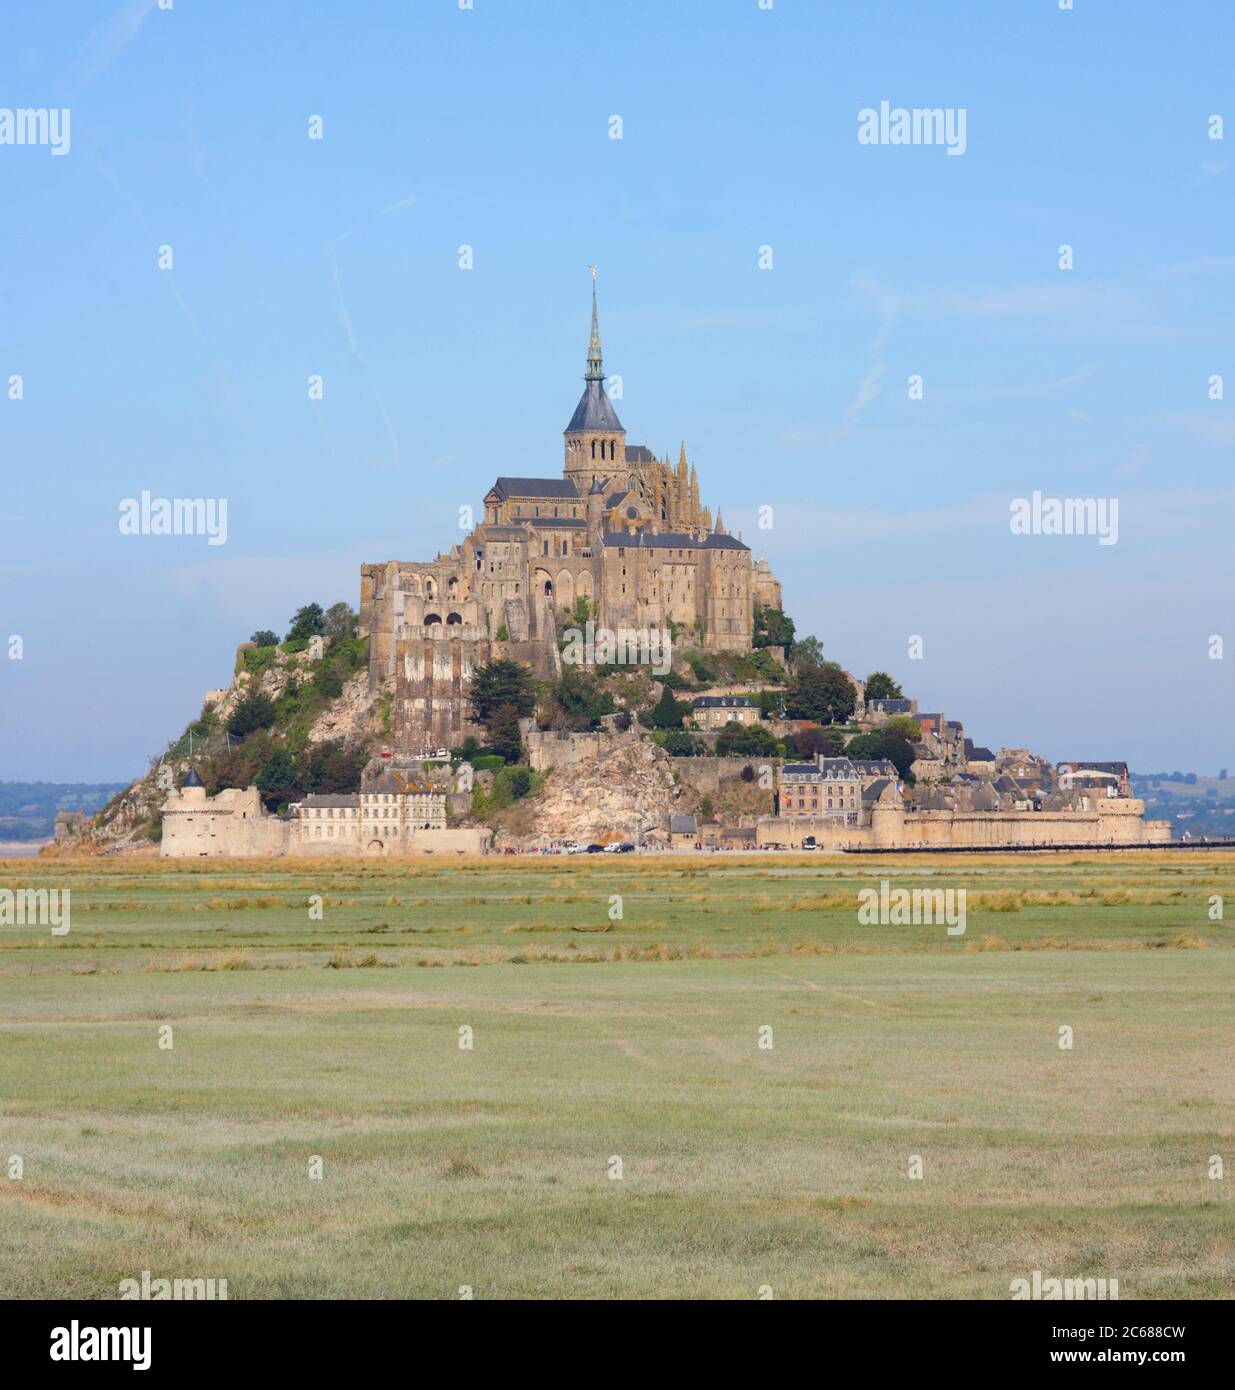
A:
490,477,580,501
588,477,606,494
479,525,530,540
669,814,698,834
625,445,655,463
1059,760,1128,775
182,768,204,788
565,379,623,433
819,757,859,778
970,783,1001,811
782,763,820,777
851,759,897,776
300,793,360,808
512,514,586,527
995,776,1024,794
601,530,749,551
862,778,892,801
968,746,996,761
872,698,912,712
603,491,630,508
692,695,758,708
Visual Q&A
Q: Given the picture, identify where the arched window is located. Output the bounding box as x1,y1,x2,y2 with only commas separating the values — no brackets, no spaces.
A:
424,613,442,625
446,612,463,625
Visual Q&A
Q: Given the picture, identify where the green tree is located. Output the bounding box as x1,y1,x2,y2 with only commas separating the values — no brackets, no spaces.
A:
845,730,916,782
662,730,697,757
297,740,365,794
785,665,856,724
312,664,345,699
256,746,299,809
864,671,904,701
757,688,784,719
716,721,778,757
883,714,921,742
651,685,690,729
487,705,525,763
792,635,825,671
470,659,536,725
551,667,614,729
227,689,277,738
790,726,844,759
286,603,326,642
249,630,279,648
753,605,796,650
323,601,359,641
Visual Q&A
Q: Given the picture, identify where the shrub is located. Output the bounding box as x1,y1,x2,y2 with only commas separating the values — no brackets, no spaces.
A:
227,690,277,738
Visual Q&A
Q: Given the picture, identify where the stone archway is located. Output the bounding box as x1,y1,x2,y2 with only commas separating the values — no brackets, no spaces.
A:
366,839,384,854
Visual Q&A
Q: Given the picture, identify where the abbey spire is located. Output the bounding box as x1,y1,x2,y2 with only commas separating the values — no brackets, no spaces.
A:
564,267,626,489
585,266,604,381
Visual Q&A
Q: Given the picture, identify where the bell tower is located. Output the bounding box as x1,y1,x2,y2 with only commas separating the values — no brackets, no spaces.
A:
564,267,625,491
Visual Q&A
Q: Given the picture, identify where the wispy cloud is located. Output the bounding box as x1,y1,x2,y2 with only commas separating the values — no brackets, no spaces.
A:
65,0,156,88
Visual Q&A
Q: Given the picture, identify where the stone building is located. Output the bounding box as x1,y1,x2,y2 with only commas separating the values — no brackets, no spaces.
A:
160,769,484,857
688,695,760,730
778,756,862,825
359,275,782,753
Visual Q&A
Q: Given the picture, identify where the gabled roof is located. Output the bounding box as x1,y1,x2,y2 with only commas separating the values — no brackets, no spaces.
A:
300,793,360,808
692,695,758,708
489,477,580,501
967,746,996,761
565,378,624,433
669,814,698,834
862,778,893,801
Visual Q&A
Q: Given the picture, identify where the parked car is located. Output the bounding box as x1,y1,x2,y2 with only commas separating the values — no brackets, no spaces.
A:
613,842,636,853
585,843,605,854
802,836,817,851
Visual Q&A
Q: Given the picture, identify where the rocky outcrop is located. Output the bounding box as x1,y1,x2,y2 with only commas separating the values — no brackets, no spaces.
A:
519,734,681,843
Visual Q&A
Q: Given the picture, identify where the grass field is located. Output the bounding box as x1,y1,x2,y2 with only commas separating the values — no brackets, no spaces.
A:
1,851,1232,1299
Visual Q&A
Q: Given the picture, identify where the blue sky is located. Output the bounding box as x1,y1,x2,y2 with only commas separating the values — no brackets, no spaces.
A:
1,0,1232,781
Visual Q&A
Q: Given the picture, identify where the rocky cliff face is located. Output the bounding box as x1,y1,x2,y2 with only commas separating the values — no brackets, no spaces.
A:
515,734,682,843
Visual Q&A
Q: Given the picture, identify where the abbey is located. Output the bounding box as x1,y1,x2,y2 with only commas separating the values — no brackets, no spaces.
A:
360,276,783,751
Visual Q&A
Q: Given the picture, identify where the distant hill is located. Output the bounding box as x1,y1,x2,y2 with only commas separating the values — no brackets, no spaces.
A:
1131,773,1235,840
0,781,127,842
